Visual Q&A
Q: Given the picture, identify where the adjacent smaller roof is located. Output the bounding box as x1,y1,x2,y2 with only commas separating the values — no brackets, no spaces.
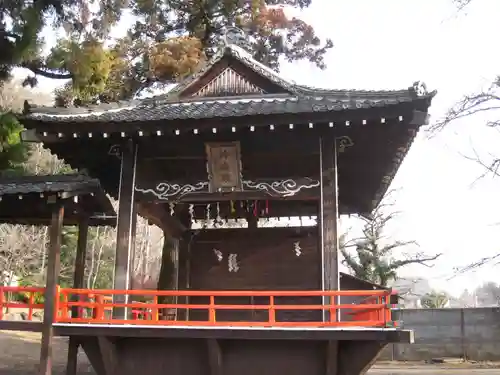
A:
0,174,116,226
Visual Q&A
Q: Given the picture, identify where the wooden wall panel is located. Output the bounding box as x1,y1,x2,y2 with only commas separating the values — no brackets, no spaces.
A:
189,227,322,322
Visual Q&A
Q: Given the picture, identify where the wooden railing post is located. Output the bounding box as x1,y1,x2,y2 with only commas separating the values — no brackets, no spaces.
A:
0,287,4,321
329,291,336,323
152,296,159,322
54,285,61,322
28,292,34,321
95,295,105,320
269,296,275,324
209,295,216,323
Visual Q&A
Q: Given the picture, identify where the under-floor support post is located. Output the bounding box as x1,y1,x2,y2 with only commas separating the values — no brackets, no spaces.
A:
113,139,138,319
39,203,64,375
98,336,118,375
325,340,339,375
337,341,387,375
80,336,117,375
319,135,340,322
207,339,223,375
66,216,89,375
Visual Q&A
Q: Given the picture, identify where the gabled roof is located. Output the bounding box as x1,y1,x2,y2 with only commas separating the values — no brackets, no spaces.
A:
168,44,297,97
17,34,436,216
21,41,435,125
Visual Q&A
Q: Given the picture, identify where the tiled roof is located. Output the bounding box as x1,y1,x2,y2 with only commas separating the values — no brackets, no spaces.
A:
0,174,116,226
21,41,435,124
0,174,101,196
24,90,434,124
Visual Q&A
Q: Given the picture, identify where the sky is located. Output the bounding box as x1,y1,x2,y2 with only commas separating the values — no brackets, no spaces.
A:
14,0,500,296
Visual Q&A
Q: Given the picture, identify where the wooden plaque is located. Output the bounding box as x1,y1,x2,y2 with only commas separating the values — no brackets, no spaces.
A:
205,142,242,192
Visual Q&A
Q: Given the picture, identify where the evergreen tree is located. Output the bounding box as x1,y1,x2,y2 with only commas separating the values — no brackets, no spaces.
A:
421,291,449,309
45,0,332,104
341,195,441,286
0,0,128,83
0,112,27,175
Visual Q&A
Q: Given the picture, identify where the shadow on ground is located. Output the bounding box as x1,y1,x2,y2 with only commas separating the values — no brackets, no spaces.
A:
0,331,93,375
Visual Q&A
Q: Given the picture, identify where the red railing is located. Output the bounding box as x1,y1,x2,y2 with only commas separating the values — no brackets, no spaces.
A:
0,286,395,328
0,286,45,321
346,295,393,325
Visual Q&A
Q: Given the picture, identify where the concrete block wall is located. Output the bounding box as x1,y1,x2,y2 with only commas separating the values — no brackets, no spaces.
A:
380,307,500,361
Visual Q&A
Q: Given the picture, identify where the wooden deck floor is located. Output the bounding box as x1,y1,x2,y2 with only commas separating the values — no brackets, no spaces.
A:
0,320,412,342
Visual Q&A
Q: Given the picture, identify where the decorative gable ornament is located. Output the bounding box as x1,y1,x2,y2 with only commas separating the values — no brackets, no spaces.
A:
222,27,253,51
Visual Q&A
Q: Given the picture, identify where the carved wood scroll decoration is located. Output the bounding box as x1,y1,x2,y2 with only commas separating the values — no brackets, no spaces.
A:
206,142,243,193
136,182,209,200
135,178,320,201
243,178,320,197
337,136,353,153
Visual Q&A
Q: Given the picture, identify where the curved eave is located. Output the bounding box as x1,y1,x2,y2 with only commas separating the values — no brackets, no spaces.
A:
19,95,435,140
19,93,436,216
365,94,435,213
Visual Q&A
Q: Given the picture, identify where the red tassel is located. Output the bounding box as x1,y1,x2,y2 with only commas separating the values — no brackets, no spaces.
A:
265,200,269,215
253,200,258,216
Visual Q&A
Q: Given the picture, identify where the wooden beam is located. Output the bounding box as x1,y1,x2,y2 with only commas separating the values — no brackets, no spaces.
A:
113,139,138,319
66,216,89,375
39,203,64,375
135,177,321,203
319,135,340,322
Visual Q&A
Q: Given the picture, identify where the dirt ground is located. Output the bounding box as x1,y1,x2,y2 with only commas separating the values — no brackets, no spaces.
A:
0,331,93,375
1,330,499,375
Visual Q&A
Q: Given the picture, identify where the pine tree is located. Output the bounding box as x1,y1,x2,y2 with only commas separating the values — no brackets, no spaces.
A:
0,0,128,83
0,112,26,175
341,196,442,286
45,0,332,104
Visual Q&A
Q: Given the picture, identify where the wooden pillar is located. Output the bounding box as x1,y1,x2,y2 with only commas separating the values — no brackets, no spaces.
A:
39,203,64,375
176,213,192,320
128,203,138,290
319,135,340,322
178,234,190,320
113,139,138,319
66,216,89,375
73,217,89,289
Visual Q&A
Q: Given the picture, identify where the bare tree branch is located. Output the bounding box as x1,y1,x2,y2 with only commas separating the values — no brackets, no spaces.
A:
340,190,441,286
20,62,73,80
430,75,500,133
454,0,473,11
